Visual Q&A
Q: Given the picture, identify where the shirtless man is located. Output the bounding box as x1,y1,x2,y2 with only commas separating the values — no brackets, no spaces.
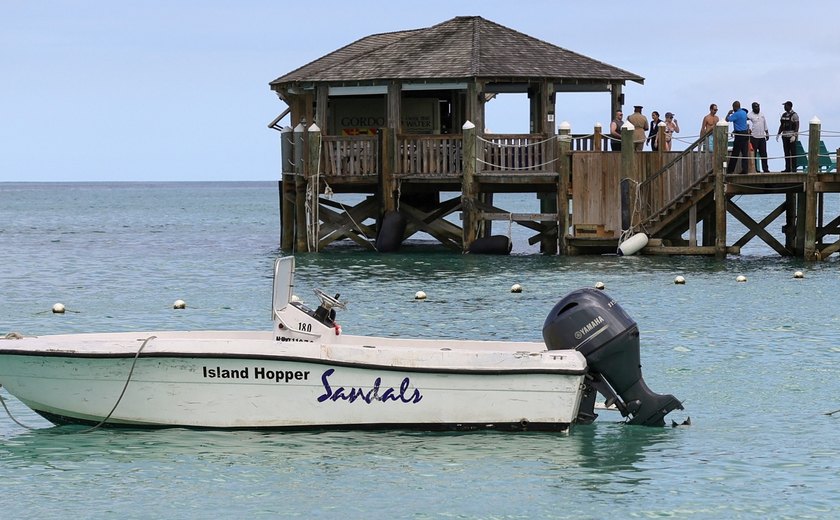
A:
700,103,719,150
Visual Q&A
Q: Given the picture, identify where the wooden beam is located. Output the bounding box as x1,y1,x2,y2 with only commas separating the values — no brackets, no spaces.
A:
727,199,791,255
713,121,728,258
804,119,820,259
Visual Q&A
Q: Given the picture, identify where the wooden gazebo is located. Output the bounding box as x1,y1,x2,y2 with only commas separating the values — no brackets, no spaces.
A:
268,15,645,253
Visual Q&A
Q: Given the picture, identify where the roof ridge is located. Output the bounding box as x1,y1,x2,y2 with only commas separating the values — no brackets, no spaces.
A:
471,17,481,76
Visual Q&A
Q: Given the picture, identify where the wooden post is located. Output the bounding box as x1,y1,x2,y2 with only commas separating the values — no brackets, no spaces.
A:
784,193,796,252
557,122,572,255
293,122,307,253
593,124,602,152
539,122,558,254
620,122,636,181
307,123,322,252
619,123,636,240
656,122,666,159
461,121,478,252
713,121,728,258
379,128,396,213
804,118,820,260
280,126,294,251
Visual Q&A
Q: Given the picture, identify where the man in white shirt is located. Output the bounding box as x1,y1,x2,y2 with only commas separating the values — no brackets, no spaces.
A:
747,101,770,172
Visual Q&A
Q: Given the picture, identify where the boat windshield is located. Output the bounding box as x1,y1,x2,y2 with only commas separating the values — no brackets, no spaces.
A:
272,256,295,318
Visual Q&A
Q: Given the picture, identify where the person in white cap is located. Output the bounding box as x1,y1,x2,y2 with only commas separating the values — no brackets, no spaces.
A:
748,102,770,172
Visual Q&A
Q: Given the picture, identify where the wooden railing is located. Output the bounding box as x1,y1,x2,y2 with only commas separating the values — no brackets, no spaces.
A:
636,132,715,223
570,133,611,151
322,135,378,176
480,134,553,172
398,135,463,175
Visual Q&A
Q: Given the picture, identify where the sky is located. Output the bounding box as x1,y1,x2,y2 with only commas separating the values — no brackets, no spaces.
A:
3,0,840,182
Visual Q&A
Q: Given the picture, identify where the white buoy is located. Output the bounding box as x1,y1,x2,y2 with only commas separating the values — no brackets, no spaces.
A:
594,282,605,290
674,275,686,285
52,303,66,314
290,294,301,302
736,275,747,283
510,283,522,293
414,291,427,300
617,233,648,256
793,271,804,279
173,299,186,309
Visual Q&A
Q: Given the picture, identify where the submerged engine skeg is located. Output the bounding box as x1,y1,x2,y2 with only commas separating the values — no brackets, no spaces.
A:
542,288,684,427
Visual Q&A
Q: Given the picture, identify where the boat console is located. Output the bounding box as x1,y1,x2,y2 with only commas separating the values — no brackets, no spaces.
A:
542,288,684,426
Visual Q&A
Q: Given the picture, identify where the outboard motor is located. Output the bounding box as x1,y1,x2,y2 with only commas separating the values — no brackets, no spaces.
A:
543,288,683,427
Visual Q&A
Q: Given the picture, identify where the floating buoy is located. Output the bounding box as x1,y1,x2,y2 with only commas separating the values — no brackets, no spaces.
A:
617,233,648,256
674,275,686,285
510,283,522,293
594,282,605,290
173,299,186,309
290,294,301,303
793,271,804,279
52,303,66,314
736,275,747,283
414,291,427,300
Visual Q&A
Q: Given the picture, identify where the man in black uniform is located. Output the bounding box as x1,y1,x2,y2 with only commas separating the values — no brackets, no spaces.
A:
777,101,800,172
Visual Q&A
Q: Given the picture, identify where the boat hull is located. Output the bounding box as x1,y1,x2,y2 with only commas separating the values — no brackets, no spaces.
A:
0,333,587,431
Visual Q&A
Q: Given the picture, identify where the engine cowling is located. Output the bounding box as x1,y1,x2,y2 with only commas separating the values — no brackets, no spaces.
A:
542,288,683,426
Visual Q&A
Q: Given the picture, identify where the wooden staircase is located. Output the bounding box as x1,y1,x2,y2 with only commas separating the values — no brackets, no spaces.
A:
640,169,715,238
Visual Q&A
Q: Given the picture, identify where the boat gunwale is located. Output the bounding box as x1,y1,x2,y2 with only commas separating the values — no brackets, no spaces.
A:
0,350,588,376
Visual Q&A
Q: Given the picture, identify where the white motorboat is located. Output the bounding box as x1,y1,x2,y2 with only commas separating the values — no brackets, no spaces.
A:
0,257,683,431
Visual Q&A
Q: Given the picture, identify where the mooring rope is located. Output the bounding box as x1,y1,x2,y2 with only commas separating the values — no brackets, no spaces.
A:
0,335,156,433
0,385,39,430
74,335,157,433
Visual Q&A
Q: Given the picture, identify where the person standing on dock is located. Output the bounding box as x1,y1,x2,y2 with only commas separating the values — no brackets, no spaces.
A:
726,101,750,174
777,101,800,172
610,110,624,151
747,102,770,172
627,105,649,151
700,104,719,150
664,112,679,151
647,111,662,151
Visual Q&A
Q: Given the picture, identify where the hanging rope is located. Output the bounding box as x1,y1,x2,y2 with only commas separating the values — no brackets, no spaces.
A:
0,335,156,432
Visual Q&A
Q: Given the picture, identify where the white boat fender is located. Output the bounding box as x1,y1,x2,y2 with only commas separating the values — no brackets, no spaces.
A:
617,233,648,256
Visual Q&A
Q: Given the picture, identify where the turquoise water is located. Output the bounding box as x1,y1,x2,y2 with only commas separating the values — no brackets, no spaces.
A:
1,182,839,519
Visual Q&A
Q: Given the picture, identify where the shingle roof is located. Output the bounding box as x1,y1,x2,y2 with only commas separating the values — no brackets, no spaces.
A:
270,16,643,87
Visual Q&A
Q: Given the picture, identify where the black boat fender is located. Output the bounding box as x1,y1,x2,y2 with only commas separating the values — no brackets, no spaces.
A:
467,235,512,255
375,211,407,252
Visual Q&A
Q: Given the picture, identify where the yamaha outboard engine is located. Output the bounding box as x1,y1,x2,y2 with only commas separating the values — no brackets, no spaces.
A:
543,288,683,426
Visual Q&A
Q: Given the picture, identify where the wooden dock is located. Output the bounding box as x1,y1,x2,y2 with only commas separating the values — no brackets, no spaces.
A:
277,119,839,260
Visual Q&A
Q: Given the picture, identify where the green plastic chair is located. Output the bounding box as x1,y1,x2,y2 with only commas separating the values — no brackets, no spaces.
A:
794,140,808,171
818,141,837,172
